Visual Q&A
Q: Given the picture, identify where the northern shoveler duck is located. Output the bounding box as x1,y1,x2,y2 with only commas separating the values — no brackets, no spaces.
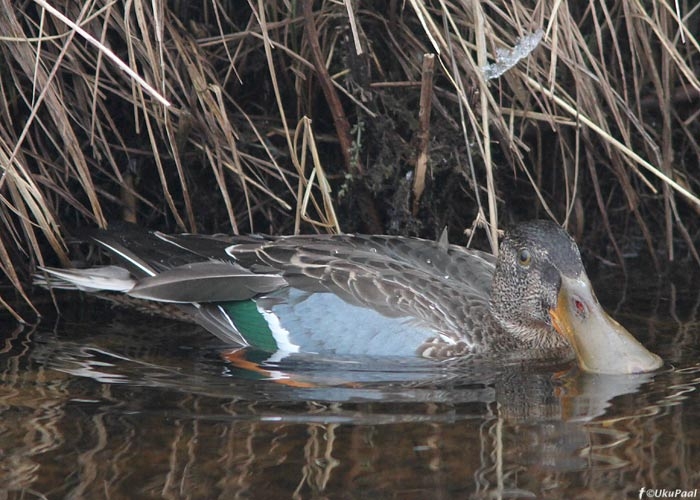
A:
36,220,662,374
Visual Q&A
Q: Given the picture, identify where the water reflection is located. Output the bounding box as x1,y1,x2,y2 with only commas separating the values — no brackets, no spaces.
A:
0,264,699,498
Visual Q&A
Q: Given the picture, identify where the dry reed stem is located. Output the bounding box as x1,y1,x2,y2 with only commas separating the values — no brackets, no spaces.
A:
412,53,434,216
294,117,340,233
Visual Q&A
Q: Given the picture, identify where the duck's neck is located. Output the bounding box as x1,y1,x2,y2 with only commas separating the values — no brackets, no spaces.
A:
486,308,568,352
487,287,570,353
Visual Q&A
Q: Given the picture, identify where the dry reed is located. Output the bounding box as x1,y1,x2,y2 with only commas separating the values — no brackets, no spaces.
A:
0,0,699,319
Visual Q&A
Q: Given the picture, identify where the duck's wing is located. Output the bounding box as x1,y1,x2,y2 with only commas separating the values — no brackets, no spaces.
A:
166,232,500,353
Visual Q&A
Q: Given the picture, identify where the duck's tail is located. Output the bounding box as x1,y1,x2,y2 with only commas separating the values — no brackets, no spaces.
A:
34,265,136,292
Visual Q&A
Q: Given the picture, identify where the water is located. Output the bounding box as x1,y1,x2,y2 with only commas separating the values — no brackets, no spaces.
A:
1,263,699,499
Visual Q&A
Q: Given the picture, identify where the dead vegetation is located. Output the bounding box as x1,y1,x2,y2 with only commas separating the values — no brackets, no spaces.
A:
1,0,699,319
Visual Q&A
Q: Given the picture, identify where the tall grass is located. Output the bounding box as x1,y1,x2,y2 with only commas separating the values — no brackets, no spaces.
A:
1,0,699,319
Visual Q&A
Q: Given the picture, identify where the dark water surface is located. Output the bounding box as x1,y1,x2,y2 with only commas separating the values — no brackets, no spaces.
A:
1,263,699,499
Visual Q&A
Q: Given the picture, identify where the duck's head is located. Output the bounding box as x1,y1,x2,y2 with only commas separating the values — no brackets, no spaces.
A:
489,220,662,374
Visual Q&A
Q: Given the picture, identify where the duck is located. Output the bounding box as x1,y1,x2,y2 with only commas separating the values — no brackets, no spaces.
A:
36,220,662,374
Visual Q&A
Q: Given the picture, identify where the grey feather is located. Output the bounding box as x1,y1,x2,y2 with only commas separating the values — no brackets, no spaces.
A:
127,261,287,303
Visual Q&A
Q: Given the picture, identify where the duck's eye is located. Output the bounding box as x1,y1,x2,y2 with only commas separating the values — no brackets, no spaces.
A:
517,249,532,267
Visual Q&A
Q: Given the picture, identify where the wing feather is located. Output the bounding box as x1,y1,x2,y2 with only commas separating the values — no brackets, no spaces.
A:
127,261,287,303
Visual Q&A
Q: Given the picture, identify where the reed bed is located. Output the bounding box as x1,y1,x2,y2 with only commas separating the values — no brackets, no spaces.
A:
1,0,699,319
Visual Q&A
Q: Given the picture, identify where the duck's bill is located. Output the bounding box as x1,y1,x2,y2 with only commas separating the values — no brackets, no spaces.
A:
549,275,662,374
